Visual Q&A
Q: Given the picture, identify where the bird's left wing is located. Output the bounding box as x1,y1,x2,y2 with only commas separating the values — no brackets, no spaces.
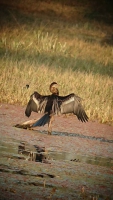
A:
53,93,88,122
51,93,78,115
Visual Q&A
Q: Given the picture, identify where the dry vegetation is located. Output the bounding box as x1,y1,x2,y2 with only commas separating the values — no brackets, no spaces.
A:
0,0,113,125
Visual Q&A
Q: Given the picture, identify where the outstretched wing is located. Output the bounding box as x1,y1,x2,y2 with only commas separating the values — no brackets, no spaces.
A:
55,93,88,122
25,91,49,117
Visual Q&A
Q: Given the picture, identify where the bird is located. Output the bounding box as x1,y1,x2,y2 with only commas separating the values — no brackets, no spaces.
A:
25,82,88,135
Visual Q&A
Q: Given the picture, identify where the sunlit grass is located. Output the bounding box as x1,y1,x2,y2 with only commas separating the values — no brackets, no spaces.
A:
0,0,113,125
0,60,112,125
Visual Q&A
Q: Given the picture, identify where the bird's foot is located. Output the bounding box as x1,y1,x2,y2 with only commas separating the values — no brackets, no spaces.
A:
48,131,51,135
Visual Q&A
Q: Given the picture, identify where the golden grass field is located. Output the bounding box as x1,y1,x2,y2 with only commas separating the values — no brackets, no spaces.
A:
0,0,113,125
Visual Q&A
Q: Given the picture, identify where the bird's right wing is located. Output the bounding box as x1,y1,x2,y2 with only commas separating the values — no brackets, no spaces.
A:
25,91,49,117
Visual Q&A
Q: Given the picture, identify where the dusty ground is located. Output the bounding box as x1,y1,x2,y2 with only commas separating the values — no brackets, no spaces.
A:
0,103,113,200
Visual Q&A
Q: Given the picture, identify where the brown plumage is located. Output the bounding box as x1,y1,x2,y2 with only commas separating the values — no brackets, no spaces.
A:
25,82,88,135
49,82,59,95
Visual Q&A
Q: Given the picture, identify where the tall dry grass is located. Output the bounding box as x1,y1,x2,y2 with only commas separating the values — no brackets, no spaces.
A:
0,0,113,125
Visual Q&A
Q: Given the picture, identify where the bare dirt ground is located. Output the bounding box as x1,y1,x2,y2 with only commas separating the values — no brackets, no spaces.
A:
0,103,113,200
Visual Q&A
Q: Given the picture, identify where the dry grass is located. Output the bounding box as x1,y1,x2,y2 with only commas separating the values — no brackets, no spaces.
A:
0,0,113,125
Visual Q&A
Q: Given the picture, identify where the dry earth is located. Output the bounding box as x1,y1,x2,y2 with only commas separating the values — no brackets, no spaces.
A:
0,103,113,200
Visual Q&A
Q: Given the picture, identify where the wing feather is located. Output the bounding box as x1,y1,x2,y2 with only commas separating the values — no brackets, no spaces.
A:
33,92,49,113
55,93,88,122
25,92,50,117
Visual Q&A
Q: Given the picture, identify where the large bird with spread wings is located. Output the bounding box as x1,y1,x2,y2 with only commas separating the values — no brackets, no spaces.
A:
25,82,88,134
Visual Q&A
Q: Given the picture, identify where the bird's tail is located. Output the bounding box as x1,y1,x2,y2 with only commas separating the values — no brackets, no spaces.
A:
32,113,50,127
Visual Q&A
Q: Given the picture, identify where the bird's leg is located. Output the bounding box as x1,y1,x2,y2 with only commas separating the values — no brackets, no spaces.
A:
48,115,54,135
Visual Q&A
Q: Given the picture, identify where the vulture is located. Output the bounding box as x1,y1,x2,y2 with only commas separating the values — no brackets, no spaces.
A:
25,82,88,135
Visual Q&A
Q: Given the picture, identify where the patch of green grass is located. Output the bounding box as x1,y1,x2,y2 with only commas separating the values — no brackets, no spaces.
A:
0,1,113,125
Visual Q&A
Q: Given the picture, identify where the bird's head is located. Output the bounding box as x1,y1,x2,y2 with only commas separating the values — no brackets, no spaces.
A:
49,82,59,95
49,82,58,90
